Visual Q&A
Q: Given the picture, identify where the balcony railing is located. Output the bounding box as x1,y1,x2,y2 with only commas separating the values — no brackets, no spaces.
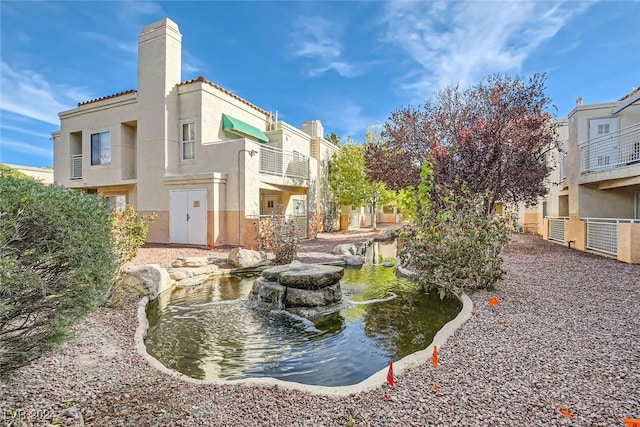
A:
548,217,568,243
71,154,82,179
583,218,640,257
581,123,640,173
259,145,309,180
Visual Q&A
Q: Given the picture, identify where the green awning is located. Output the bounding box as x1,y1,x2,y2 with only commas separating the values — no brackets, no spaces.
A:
222,114,269,143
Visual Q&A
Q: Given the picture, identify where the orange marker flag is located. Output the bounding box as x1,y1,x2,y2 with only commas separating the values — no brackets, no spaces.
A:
623,418,640,427
557,407,575,419
488,296,498,306
386,362,394,388
431,345,439,368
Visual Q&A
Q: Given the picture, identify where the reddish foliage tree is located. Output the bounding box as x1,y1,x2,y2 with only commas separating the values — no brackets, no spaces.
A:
365,73,558,208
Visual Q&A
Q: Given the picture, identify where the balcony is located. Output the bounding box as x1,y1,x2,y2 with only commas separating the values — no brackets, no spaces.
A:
581,123,640,173
259,145,309,181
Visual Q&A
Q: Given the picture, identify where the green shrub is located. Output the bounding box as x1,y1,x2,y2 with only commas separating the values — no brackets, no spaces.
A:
399,165,512,298
107,205,156,305
0,171,116,375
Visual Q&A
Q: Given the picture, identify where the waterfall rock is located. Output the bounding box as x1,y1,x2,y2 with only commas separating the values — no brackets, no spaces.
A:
249,262,347,317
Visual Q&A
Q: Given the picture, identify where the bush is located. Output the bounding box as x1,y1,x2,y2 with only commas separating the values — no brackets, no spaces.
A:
399,165,512,298
0,170,116,375
107,205,156,305
255,204,299,264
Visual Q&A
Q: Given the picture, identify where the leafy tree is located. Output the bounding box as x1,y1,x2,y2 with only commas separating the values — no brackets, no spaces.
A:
398,164,512,298
325,132,341,145
367,73,558,210
328,140,393,230
0,169,116,375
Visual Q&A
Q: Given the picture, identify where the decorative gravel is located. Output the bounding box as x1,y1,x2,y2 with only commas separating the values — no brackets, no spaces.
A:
1,231,639,426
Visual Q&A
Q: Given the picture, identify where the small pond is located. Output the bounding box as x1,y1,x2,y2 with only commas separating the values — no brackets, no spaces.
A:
144,260,462,387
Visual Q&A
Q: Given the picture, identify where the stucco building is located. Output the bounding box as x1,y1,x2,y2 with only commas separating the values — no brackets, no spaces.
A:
2,164,54,184
520,88,640,263
53,18,337,246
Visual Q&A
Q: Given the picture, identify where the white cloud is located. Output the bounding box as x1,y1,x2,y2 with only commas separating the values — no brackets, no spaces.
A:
319,100,381,140
182,50,205,76
0,138,53,158
0,61,87,125
80,31,137,54
291,16,369,78
293,17,342,59
0,123,51,139
382,1,593,101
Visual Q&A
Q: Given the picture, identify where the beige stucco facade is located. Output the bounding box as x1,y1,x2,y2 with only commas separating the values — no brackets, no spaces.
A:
53,18,337,246
520,90,640,263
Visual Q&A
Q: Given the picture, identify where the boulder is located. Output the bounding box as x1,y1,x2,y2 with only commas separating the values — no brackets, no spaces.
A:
332,243,357,256
171,257,208,268
116,264,171,300
286,283,342,307
166,264,219,281
342,255,365,266
228,247,270,268
263,263,344,290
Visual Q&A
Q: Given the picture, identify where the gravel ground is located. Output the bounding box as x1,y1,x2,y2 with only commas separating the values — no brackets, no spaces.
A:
1,230,639,426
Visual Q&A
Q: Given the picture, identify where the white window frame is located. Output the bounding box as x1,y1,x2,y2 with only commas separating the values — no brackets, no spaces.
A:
91,130,111,165
293,199,305,215
181,122,196,161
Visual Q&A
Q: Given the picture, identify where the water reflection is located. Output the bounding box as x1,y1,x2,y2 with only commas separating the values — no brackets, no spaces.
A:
145,267,461,387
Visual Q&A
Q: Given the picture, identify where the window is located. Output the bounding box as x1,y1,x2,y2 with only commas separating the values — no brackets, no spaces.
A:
294,199,305,215
182,122,195,160
91,131,111,165
597,123,610,134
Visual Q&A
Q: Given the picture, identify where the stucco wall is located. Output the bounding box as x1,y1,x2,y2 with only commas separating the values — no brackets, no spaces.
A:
617,222,640,264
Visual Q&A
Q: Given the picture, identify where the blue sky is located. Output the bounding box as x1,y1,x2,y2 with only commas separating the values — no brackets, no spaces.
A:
1,1,638,168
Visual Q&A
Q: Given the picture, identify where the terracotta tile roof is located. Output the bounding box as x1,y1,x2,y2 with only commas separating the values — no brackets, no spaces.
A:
78,90,137,107
618,87,639,102
178,76,270,117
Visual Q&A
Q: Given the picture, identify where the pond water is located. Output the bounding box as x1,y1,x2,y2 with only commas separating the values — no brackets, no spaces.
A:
145,260,461,387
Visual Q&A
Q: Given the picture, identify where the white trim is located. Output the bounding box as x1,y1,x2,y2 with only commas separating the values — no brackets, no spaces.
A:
613,90,640,114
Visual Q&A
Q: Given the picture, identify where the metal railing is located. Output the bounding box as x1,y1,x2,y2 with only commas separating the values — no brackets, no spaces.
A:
583,218,640,257
259,145,309,180
548,217,568,243
581,123,640,173
71,154,82,179
290,215,308,239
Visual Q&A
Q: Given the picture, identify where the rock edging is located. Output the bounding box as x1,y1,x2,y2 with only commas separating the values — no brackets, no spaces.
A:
134,262,474,396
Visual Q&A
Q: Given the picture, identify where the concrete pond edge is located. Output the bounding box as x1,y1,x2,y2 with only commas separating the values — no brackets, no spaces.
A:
134,268,474,397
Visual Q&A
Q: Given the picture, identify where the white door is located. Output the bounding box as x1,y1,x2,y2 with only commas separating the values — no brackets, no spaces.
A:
170,189,207,245
589,117,619,169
